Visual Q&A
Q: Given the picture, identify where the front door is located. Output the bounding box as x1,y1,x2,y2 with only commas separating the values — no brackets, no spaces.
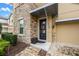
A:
39,19,46,41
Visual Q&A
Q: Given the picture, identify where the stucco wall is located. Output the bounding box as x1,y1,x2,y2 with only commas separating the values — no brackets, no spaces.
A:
55,3,79,46
58,3,79,20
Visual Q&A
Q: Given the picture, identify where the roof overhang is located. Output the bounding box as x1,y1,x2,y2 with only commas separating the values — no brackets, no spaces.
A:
29,3,54,13
30,3,58,17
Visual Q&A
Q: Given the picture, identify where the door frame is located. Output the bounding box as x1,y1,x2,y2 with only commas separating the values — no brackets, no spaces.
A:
38,17,47,42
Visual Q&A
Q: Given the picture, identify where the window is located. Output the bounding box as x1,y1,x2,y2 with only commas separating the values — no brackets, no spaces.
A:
19,19,24,34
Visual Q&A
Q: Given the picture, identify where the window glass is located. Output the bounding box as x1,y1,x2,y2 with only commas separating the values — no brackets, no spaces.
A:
19,19,24,34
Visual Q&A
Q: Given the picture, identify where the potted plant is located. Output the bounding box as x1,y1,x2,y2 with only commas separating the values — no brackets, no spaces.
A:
0,23,2,39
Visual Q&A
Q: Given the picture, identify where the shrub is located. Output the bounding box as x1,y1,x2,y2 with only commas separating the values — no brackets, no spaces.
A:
0,23,2,34
0,47,5,56
1,33,17,46
0,39,10,56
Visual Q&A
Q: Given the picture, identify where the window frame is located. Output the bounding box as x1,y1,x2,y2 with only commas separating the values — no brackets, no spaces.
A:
19,18,24,34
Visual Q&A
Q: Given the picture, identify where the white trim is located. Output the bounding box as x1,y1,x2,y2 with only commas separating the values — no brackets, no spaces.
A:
18,17,25,35
38,17,47,42
29,3,54,13
56,18,79,22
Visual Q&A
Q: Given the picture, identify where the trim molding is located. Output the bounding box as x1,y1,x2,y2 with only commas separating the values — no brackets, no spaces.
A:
56,18,79,22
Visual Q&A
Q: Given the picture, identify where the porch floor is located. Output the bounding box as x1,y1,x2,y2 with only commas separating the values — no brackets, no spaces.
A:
31,42,51,51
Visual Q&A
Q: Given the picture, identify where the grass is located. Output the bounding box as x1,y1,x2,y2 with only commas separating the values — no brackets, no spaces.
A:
0,39,10,56
0,39,10,47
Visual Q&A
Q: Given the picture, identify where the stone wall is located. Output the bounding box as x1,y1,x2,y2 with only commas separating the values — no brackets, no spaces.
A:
47,43,79,56
28,3,47,11
13,4,31,44
30,16,38,39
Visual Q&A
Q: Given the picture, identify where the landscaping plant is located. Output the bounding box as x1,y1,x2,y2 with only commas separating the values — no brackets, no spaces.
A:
2,32,17,46
0,39,10,56
0,23,2,39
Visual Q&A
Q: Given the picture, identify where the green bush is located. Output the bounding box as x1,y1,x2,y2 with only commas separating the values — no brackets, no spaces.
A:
1,33,17,46
0,23,2,34
0,39,10,56
0,47,5,56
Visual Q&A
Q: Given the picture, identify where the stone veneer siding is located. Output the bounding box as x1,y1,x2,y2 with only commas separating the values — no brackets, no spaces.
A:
14,4,31,44
13,4,44,44
30,16,38,39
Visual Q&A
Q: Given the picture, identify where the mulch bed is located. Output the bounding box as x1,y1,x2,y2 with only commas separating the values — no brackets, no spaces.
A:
6,42,30,56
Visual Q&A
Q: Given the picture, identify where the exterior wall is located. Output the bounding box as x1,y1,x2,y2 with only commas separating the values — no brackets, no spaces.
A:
2,25,8,33
56,3,79,45
13,4,31,44
13,3,79,45
58,3,79,20
0,19,8,33
29,3,47,11
8,14,14,33
47,4,79,55
46,16,53,42
13,3,54,44
30,16,38,39
12,3,79,55
30,15,55,43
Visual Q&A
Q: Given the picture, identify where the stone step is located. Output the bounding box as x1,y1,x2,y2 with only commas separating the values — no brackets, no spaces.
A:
16,46,41,56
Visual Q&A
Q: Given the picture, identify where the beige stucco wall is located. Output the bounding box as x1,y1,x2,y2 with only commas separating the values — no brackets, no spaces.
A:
58,3,79,20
